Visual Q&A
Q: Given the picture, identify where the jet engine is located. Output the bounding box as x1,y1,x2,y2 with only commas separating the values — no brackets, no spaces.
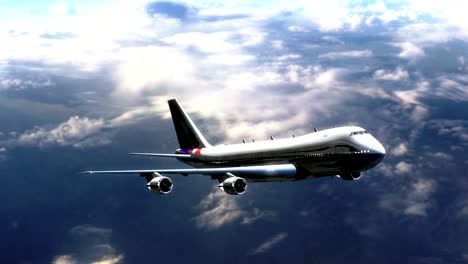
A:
338,172,362,181
147,175,173,194
219,176,247,195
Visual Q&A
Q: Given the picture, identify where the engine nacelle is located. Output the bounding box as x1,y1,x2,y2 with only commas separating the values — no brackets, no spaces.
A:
147,175,173,194
219,176,247,195
338,172,362,181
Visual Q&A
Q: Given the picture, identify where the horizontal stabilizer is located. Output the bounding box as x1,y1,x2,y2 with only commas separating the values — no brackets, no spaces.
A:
130,153,191,158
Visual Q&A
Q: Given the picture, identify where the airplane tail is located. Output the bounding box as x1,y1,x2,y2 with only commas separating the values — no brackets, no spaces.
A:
168,99,212,149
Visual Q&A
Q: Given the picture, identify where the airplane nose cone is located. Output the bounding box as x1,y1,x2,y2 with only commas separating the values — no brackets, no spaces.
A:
368,139,386,165
373,142,386,165
375,142,386,156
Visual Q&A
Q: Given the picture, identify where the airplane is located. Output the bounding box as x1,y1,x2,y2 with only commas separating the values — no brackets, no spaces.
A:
82,99,386,195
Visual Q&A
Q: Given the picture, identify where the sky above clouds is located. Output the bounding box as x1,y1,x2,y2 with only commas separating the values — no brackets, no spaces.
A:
0,0,468,263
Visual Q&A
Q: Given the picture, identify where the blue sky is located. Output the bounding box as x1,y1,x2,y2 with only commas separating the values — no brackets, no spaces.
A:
1,1,468,263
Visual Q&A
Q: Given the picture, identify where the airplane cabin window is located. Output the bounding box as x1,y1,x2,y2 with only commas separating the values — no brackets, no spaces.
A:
349,130,369,136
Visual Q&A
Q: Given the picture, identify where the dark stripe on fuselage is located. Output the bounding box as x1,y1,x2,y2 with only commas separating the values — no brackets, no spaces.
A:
179,150,384,179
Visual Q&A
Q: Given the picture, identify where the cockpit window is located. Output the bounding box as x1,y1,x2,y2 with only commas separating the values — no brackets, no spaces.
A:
349,130,368,136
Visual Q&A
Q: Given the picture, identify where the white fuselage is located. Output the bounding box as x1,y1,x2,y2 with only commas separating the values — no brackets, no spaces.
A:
177,126,386,180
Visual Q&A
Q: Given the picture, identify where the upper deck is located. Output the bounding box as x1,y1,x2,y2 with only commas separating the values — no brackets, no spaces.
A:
181,126,366,161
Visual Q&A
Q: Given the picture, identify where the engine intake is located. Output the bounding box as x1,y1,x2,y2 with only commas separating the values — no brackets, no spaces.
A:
338,172,362,181
219,176,247,195
147,174,173,194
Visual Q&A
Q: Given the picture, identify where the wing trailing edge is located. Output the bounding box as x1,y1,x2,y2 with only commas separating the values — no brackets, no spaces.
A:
82,164,297,177
130,153,192,158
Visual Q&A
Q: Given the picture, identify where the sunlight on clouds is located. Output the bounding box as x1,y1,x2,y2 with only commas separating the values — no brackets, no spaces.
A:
300,0,349,31
18,116,106,148
312,68,344,88
394,42,425,59
395,161,412,175
394,81,429,105
373,67,409,81
52,224,123,264
319,50,372,59
115,46,196,96
194,186,275,229
251,232,288,255
194,189,245,230
404,179,436,216
391,142,408,157
52,255,77,264
407,0,468,38
379,178,436,217
0,147,6,161
90,255,124,264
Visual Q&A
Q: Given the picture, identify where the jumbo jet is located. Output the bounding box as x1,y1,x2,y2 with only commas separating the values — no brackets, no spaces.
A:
83,99,386,195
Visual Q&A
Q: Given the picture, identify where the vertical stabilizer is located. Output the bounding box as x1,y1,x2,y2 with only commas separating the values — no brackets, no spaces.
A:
168,99,211,149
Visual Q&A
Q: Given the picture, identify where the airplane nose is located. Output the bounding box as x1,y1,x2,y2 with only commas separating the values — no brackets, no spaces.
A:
375,142,386,156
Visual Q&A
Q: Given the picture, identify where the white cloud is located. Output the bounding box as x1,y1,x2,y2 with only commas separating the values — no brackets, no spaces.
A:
394,89,420,105
458,56,465,65
194,189,245,230
393,42,425,59
404,179,436,216
14,101,167,148
90,255,123,264
410,105,428,122
431,120,468,144
163,31,241,53
17,116,107,148
312,68,344,87
283,65,345,90
0,147,6,161
319,50,372,59
373,67,409,81
379,178,436,217
428,152,452,160
0,78,54,90
393,81,430,123
394,81,429,105
300,0,351,31
287,25,309,32
52,225,123,264
194,187,274,229
52,255,77,264
3,0,459,154
395,161,412,175
321,35,343,44
271,40,283,49
115,46,196,96
391,143,408,156
251,232,288,255
241,208,276,225
436,76,468,102
0,0,384,148
276,54,301,61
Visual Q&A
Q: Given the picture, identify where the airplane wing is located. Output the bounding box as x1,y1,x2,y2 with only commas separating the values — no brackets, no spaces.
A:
82,164,297,177
130,153,191,158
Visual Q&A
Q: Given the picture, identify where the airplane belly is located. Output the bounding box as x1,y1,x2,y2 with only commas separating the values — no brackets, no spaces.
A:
295,152,386,177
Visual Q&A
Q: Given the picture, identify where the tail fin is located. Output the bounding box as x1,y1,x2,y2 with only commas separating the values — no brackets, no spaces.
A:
168,99,211,149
